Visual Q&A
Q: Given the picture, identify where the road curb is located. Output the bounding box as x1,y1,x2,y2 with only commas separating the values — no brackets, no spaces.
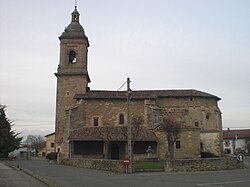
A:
5,162,57,187
20,167,53,187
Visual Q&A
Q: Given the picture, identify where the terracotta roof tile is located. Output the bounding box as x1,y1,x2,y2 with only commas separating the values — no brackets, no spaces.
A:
68,126,158,141
223,129,250,139
74,89,220,101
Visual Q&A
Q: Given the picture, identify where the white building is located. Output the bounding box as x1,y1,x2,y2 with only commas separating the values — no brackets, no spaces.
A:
8,144,28,159
223,129,250,155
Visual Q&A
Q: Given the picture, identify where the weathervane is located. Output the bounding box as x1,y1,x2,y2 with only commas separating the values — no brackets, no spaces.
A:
75,0,77,9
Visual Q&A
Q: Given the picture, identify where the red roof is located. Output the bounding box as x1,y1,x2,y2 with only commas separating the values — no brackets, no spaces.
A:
223,129,250,139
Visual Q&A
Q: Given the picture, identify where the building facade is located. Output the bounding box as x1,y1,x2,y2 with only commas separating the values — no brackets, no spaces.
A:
223,129,250,155
45,132,55,155
55,6,223,160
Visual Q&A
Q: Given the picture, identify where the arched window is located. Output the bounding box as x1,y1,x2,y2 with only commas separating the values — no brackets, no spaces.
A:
69,50,77,63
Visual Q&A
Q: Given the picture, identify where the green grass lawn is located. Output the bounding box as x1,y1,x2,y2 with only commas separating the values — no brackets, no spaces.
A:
135,160,165,169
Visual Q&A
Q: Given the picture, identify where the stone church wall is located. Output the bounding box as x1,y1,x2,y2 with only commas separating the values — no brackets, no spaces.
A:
174,129,200,159
200,131,222,156
72,99,146,127
65,96,222,159
146,97,220,130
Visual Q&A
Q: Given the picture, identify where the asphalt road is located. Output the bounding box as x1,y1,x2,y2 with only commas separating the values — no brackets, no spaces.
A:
0,162,47,187
4,156,250,187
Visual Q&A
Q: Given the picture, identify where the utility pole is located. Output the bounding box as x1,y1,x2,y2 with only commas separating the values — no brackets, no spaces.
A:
127,77,132,173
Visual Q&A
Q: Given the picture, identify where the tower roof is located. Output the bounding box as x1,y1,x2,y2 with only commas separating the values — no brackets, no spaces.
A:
59,6,88,40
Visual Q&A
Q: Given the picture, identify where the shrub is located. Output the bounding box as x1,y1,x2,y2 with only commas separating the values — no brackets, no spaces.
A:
46,152,57,160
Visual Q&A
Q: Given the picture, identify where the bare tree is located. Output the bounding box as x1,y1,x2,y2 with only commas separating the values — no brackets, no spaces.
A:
161,118,181,160
27,135,45,156
98,117,144,159
121,116,143,149
98,123,114,159
131,116,143,146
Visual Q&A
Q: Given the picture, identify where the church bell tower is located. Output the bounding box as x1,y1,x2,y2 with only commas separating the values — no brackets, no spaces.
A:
55,6,90,154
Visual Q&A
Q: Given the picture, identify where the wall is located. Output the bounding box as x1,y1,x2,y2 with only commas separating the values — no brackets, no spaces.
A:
147,97,221,131
9,147,27,159
165,157,244,172
73,97,221,131
200,131,222,156
46,134,55,155
145,97,222,158
223,139,234,154
61,158,124,173
38,147,46,157
235,139,247,153
75,99,145,128
174,129,200,159
55,35,89,155
224,139,248,155
66,96,222,160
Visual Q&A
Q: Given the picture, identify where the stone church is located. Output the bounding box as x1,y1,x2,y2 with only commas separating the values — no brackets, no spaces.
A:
55,6,223,160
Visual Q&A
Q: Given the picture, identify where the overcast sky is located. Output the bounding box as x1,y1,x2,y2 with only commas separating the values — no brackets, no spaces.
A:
0,0,249,137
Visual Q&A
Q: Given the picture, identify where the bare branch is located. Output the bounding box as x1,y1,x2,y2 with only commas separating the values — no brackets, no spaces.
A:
160,118,181,159
26,135,45,156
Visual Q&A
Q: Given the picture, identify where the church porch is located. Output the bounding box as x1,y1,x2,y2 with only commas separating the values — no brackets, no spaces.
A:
68,126,158,160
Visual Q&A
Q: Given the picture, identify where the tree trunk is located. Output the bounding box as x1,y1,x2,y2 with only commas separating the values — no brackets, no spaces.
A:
167,133,174,160
168,142,174,160
104,142,109,159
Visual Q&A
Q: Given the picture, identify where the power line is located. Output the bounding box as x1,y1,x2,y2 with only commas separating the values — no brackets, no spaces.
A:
87,80,129,115
117,80,127,91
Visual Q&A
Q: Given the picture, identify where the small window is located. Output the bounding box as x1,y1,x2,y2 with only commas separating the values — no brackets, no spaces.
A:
225,140,230,147
200,142,203,150
206,113,210,119
195,121,199,127
51,143,54,148
74,15,77,21
119,114,124,125
93,117,99,126
225,148,231,154
190,97,193,101
176,140,181,149
69,50,77,63
66,91,70,96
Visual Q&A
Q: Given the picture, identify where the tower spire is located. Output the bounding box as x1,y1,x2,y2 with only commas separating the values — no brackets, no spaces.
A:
75,0,77,9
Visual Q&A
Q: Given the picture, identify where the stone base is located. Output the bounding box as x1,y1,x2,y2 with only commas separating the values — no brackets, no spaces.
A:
165,157,244,172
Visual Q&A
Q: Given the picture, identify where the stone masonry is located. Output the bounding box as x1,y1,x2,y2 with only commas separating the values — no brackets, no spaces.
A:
54,7,223,160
